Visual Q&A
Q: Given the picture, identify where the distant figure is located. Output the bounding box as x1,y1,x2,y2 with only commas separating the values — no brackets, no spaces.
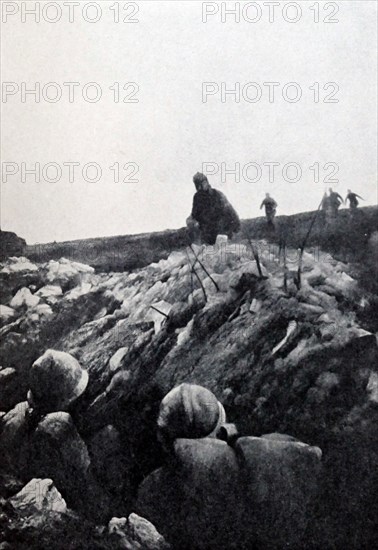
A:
328,188,343,216
260,193,277,226
345,189,364,210
321,192,330,211
186,173,240,245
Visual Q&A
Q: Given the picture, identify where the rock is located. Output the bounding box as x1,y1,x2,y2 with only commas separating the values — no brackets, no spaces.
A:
0,305,16,326
2,489,115,549
325,272,356,296
32,303,53,320
297,302,324,316
1,256,37,274
94,306,108,320
109,514,171,550
249,297,262,313
65,282,93,301
319,323,337,341
272,320,297,355
303,267,327,287
43,258,94,289
35,285,63,304
109,347,129,372
106,369,132,393
0,401,30,473
367,371,378,403
202,273,228,295
315,371,339,390
0,367,20,411
9,478,67,515
10,288,40,309
176,319,194,346
145,301,172,334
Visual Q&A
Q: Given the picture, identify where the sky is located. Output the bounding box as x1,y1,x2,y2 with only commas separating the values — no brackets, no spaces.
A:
1,0,377,244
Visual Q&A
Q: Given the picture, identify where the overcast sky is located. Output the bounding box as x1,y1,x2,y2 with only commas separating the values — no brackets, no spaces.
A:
1,0,377,244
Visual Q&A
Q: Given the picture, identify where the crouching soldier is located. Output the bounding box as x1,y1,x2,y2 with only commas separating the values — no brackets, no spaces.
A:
0,350,111,522
136,383,322,550
186,173,240,245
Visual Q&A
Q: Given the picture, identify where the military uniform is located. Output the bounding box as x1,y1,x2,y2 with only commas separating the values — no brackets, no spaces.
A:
190,188,240,245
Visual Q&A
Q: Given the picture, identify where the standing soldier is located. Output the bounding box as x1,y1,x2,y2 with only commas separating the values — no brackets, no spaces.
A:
186,173,240,245
328,188,343,217
345,189,364,211
260,193,277,226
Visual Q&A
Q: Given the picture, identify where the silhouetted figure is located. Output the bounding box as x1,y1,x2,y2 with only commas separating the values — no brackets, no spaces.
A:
186,173,240,245
321,192,329,211
260,193,277,226
345,189,364,211
328,188,343,217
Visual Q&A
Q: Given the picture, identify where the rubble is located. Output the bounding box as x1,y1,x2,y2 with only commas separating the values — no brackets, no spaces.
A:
10,288,40,309
0,305,16,326
43,258,95,289
0,239,377,549
9,478,67,515
1,257,38,274
108,514,171,550
35,285,63,304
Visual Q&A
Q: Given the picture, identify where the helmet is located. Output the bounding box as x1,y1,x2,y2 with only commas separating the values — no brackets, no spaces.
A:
193,172,208,189
28,349,88,413
157,383,225,442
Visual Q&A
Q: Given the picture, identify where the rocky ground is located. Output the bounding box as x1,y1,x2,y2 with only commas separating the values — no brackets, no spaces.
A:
1,213,378,549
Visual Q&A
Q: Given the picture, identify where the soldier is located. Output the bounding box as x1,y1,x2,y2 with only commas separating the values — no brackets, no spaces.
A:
137,384,322,550
186,173,240,245
260,193,277,226
328,188,343,216
0,350,111,521
345,189,364,210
